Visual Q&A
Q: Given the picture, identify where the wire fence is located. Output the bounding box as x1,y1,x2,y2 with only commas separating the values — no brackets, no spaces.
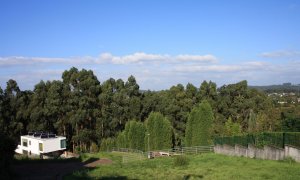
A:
112,147,145,154
111,145,214,163
112,148,146,163
159,146,214,156
214,132,300,149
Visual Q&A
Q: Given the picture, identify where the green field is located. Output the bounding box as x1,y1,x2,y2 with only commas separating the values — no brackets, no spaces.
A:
65,152,300,180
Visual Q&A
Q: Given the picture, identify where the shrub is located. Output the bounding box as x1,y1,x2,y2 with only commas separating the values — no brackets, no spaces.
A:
173,155,189,167
100,138,116,151
90,142,99,153
74,146,81,154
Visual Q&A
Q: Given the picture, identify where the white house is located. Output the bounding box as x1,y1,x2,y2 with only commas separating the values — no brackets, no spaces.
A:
15,132,66,157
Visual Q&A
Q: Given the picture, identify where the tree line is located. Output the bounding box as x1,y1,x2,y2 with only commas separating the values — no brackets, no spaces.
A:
1,67,299,153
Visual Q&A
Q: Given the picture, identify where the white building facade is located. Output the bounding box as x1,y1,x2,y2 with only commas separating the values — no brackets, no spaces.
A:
15,132,66,156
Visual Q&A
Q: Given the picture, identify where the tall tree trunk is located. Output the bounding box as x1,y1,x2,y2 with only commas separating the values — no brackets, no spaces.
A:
73,141,75,153
102,121,104,137
63,125,66,136
76,123,79,135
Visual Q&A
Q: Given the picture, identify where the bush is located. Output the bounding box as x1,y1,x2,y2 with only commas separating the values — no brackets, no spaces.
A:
90,142,99,153
74,146,81,154
100,138,116,151
173,155,189,167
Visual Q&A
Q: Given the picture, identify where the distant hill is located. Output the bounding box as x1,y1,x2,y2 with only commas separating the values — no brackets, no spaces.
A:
249,83,300,93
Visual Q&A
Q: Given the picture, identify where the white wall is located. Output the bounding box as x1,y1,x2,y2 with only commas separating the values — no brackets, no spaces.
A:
18,136,66,155
285,146,300,162
43,137,66,153
214,144,300,162
21,136,43,155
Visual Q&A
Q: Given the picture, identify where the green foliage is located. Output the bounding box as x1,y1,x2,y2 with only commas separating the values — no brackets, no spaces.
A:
281,106,300,132
122,120,146,150
185,101,214,146
145,112,173,150
199,80,217,107
90,142,99,153
116,132,127,149
216,80,272,132
224,117,241,136
0,67,293,154
129,121,146,150
173,155,189,167
247,110,257,133
215,132,300,149
100,138,116,151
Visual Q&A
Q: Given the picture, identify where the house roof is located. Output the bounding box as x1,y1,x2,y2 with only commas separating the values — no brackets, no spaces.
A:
21,135,66,141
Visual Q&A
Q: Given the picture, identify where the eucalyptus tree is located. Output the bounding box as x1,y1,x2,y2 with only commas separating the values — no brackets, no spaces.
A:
28,80,50,131
15,90,33,137
62,67,101,151
124,75,142,121
3,79,21,140
0,87,5,134
98,78,116,138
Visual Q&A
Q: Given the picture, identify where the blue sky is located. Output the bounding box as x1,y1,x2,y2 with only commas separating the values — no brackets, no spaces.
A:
1,0,300,90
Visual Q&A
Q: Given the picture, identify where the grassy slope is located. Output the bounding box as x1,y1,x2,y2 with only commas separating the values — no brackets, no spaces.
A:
65,152,300,180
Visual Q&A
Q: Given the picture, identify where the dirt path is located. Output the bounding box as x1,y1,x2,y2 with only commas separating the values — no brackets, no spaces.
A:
84,158,113,167
13,158,113,180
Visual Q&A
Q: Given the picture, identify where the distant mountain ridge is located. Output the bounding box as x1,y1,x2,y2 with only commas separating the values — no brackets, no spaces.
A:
249,83,300,93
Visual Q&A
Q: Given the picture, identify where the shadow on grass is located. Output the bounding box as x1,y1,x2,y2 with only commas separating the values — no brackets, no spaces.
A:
69,175,129,180
13,156,80,165
183,174,204,179
13,156,103,179
99,176,129,180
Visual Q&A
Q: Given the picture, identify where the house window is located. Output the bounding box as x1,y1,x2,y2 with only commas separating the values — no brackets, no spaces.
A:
22,139,28,147
29,141,31,146
60,139,66,149
39,143,43,151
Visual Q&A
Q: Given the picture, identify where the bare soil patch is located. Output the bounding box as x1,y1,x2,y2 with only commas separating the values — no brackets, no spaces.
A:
85,158,113,167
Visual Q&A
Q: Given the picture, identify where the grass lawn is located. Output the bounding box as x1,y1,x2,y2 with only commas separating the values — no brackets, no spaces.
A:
65,152,300,179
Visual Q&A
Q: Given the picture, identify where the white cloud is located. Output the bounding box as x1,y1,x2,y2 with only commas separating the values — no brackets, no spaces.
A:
173,61,267,73
99,52,170,64
260,50,300,58
0,56,95,67
0,56,67,66
0,52,217,66
175,54,217,62
97,52,216,64
1,52,300,91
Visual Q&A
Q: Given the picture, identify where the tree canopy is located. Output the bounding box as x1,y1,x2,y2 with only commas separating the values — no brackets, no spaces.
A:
185,101,214,146
0,67,297,152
